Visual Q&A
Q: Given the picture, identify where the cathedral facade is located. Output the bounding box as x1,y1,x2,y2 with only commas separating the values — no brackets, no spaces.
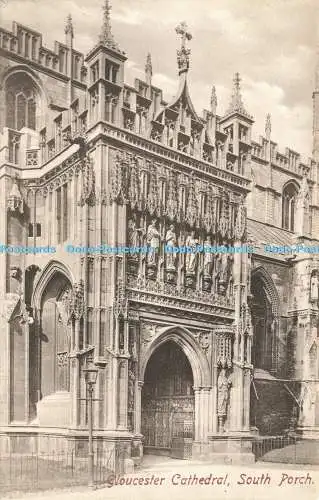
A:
0,1,318,467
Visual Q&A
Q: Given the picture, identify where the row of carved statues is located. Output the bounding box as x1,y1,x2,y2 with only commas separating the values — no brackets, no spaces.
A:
127,217,234,293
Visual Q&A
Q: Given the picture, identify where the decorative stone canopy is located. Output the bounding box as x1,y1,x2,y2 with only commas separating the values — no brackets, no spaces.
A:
7,176,24,214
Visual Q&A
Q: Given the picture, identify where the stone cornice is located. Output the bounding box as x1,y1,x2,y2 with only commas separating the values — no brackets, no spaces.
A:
127,287,235,321
18,121,252,193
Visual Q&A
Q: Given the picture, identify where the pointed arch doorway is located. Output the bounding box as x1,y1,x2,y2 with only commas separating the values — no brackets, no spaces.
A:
30,262,74,425
141,340,195,456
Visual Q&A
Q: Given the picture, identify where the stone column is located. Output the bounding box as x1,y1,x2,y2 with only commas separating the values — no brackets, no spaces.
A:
42,190,49,246
69,174,76,242
193,387,201,441
51,188,57,244
201,387,211,441
107,355,118,429
24,322,30,422
117,359,128,430
0,177,10,426
70,318,81,427
98,82,106,122
135,381,143,434
70,357,80,427
0,317,11,427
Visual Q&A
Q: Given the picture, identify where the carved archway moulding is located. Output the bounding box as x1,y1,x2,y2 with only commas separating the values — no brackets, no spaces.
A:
251,266,280,317
140,325,211,388
31,260,75,310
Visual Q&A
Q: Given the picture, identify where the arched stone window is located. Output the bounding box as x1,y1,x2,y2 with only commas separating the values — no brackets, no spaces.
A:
282,182,299,231
5,73,38,131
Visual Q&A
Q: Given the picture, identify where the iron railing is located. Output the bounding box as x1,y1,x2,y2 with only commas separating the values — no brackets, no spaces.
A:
0,447,127,494
252,435,300,461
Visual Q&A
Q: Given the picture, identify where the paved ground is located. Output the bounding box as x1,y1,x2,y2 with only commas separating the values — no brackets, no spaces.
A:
2,454,319,500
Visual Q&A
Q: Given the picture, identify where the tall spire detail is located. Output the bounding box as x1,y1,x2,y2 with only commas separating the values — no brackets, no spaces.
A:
315,39,319,92
175,21,192,75
226,73,250,117
210,85,217,114
265,113,271,140
65,14,74,38
99,0,120,51
313,35,319,161
145,53,153,86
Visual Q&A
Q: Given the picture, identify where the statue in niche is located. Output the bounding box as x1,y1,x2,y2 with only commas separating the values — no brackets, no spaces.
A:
193,131,201,156
127,217,143,248
146,219,161,266
203,235,214,277
185,230,198,274
165,224,177,270
217,367,232,433
168,122,175,145
128,364,136,412
310,273,319,301
215,248,233,295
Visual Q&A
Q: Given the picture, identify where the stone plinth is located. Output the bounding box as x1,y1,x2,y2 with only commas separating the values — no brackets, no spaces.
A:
36,391,71,428
297,426,319,439
207,433,255,464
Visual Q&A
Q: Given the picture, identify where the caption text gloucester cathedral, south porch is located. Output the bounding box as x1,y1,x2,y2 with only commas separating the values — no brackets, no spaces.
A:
0,0,319,468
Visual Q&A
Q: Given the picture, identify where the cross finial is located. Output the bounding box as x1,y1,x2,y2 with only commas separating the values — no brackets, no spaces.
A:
175,21,192,49
175,21,192,75
234,72,241,92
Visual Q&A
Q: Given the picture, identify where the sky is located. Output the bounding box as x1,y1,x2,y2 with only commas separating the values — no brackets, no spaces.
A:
1,0,318,160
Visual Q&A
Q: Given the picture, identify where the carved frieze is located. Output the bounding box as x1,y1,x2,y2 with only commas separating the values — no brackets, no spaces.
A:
185,174,199,227
128,156,141,210
79,154,95,206
146,165,159,216
114,279,128,318
165,170,178,221
214,326,234,368
68,280,85,321
110,151,130,204
234,196,247,241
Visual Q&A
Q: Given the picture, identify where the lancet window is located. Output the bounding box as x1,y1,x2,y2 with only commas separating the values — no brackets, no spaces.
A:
6,73,37,131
